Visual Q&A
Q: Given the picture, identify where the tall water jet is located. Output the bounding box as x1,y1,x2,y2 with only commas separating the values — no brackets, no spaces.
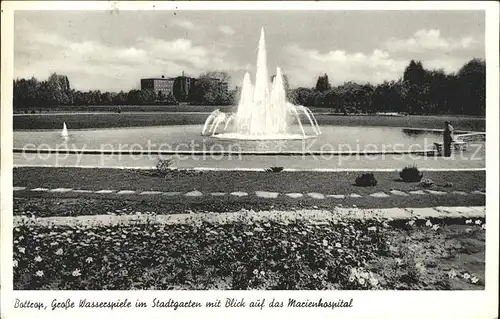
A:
61,122,69,138
235,72,254,133
201,27,321,140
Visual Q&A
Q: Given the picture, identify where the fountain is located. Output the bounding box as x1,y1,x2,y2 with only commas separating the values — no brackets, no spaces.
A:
61,122,69,138
201,28,321,140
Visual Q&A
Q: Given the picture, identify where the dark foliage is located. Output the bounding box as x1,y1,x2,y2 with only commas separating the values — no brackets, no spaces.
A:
355,173,378,187
266,167,284,173
288,59,485,116
399,166,423,182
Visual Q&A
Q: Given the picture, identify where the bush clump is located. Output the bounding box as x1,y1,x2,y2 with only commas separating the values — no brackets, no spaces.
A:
154,157,173,177
355,173,377,187
399,166,423,182
266,166,284,173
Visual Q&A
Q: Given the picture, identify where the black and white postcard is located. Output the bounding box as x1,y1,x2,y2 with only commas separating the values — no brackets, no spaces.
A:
1,1,498,319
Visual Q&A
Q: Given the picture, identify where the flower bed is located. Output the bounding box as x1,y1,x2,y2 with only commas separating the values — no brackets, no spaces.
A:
13,218,485,290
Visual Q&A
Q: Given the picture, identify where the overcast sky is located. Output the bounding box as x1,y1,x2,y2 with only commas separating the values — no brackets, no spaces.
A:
14,10,484,92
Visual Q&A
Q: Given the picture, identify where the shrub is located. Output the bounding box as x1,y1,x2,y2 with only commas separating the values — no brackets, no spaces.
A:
398,246,424,285
443,182,453,188
266,166,284,173
355,173,377,187
154,158,173,176
399,166,423,182
420,179,435,188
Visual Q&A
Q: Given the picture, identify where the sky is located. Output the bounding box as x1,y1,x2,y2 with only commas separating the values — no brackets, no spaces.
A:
14,10,485,92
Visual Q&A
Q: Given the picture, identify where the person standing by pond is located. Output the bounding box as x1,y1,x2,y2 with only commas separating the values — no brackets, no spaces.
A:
443,121,454,157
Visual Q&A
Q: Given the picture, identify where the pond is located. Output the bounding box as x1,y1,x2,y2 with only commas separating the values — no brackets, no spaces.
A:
14,125,449,153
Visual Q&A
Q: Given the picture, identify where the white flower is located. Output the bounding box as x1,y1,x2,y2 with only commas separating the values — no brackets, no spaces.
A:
367,226,377,232
335,242,342,248
425,220,432,227
260,270,265,276
358,277,366,285
50,241,58,246
55,248,63,255
34,256,42,262
475,220,482,225
463,273,471,280
72,269,81,277
85,257,93,264
481,224,486,230
432,224,440,231
407,220,415,226
369,277,379,286
35,270,44,277
415,262,426,272
253,269,258,275
13,260,18,268
395,258,403,266
18,236,24,241
448,269,457,278
465,219,472,224
18,247,25,254
322,239,328,246
470,276,479,284
348,275,356,282
361,271,370,279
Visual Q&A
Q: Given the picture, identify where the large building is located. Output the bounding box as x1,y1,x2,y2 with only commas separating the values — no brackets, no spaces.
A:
140,75,175,96
141,73,229,102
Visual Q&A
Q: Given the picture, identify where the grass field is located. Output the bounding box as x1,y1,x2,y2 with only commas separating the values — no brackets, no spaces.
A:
13,167,486,194
13,104,235,113
13,113,486,131
13,167,485,215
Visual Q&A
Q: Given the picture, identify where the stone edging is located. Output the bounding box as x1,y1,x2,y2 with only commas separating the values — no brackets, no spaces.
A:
12,186,486,199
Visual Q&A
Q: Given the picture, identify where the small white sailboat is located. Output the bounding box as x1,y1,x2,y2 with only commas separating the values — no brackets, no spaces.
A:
61,122,69,138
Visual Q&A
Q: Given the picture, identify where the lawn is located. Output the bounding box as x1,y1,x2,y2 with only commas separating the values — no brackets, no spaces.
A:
13,167,485,215
13,167,486,195
13,113,486,131
13,218,485,290
13,104,235,113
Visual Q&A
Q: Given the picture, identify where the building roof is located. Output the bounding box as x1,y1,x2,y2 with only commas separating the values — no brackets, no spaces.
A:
141,77,174,81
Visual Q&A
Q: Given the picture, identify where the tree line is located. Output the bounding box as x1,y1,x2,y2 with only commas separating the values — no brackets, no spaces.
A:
13,58,485,115
13,72,236,109
289,58,485,116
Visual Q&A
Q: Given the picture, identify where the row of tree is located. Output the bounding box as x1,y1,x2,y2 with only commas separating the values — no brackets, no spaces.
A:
13,58,485,115
13,73,180,108
13,71,235,108
187,71,235,105
289,58,485,116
